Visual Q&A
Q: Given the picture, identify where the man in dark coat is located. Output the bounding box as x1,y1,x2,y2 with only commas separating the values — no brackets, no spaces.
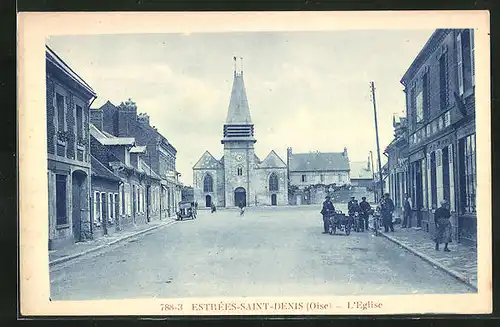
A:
434,200,452,251
359,196,371,231
402,194,412,228
380,193,395,232
320,195,335,234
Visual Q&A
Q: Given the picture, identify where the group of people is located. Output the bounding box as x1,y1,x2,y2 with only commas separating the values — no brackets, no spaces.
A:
321,192,453,252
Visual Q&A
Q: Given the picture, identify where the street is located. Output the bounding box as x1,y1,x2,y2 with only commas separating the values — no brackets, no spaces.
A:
50,206,473,300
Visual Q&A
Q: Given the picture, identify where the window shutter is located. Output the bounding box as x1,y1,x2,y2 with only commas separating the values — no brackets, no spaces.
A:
470,29,475,86
457,32,464,95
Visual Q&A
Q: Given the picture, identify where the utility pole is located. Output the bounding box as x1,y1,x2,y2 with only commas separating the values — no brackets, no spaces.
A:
369,150,376,203
371,81,384,202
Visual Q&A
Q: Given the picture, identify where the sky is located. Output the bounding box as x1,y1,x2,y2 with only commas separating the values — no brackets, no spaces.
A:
47,30,434,185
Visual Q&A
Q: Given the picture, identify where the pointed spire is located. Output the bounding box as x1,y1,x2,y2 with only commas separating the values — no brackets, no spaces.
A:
225,57,252,124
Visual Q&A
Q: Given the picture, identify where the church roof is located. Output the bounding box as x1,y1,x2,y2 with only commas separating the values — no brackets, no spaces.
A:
225,72,252,124
289,152,349,172
350,161,373,180
193,151,223,170
258,150,287,168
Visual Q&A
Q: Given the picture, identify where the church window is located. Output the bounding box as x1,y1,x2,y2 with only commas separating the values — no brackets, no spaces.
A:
301,174,307,182
203,174,213,192
269,173,279,191
237,167,243,176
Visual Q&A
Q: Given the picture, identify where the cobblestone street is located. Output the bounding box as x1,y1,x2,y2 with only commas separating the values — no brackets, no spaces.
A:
50,206,474,300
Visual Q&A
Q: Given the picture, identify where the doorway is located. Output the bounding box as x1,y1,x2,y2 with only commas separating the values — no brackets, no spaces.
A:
205,194,212,207
71,171,87,242
234,187,246,207
271,194,277,206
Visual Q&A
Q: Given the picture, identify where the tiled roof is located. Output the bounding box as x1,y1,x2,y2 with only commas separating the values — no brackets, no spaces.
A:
193,151,223,170
90,124,135,146
289,152,349,172
130,145,147,153
258,150,286,168
46,45,96,97
225,72,252,124
91,155,121,182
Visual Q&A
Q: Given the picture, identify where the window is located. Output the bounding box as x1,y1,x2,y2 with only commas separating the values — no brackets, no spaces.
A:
120,184,125,215
416,91,423,123
93,191,101,224
269,173,279,191
457,29,474,95
203,174,213,192
124,148,130,166
460,134,476,213
109,193,114,222
55,175,67,225
237,167,243,176
301,174,307,182
439,54,448,110
56,93,65,132
101,192,107,223
76,105,83,139
409,88,416,129
422,72,429,119
442,147,450,203
430,152,437,208
114,193,119,219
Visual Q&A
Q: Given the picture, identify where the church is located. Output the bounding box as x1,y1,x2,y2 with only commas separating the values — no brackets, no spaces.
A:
193,60,288,208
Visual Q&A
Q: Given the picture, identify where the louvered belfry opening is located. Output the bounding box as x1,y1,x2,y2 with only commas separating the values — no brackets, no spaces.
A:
223,124,254,138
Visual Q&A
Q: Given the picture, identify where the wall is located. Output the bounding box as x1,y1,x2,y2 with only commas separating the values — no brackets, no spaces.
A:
193,167,224,207
252,168,288,206
91,177,120,238
223,141,256,207
290,170,350,186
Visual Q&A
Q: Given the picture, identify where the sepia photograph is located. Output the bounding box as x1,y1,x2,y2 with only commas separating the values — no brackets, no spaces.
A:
18,11,491,315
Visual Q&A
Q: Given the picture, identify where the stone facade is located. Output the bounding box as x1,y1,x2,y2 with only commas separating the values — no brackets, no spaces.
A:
46,46,96,250
193,65,288,208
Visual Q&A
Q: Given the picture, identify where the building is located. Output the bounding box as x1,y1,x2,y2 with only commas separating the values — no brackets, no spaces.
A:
90,121,164,230
193,61,288,207
90,154,121,237
46,46,97,250
399,28,476,243
90,99,182,217
287,147,351,205
385,116,410,221
350,157,374,189
181,186,194,202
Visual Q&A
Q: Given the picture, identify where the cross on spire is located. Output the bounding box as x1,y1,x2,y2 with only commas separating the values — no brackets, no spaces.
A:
233,56,244,75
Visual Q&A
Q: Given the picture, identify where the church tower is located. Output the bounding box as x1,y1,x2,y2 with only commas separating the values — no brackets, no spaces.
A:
221,57,256,207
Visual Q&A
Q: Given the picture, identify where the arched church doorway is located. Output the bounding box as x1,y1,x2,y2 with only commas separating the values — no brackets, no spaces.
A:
205,195,212,207
271,194,277,206
234,187,246,207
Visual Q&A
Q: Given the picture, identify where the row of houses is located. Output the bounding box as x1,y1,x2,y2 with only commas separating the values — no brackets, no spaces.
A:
46,45,182,250
384,29,476,244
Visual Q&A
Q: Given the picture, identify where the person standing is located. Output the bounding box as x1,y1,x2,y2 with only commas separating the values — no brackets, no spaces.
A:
402,194,412,228
380,193,395,232
238,201,245,216
359,196,371,231
320,195,335,234
434,200,452,252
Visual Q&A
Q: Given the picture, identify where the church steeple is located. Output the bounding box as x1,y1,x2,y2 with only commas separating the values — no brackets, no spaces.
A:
222,57,256,144
225,56,252,124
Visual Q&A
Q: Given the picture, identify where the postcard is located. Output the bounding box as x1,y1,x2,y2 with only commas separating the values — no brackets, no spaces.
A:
18,11,491,316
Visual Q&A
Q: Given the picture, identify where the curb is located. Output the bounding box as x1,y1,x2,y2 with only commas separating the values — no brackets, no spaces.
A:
49,220,178,267
379,231,478,292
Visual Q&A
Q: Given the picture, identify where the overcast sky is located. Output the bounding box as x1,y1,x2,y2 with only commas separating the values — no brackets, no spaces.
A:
47,30,434,185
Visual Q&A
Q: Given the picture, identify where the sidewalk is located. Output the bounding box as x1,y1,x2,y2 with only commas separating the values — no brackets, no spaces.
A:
49,218,177,267
380,226,477,291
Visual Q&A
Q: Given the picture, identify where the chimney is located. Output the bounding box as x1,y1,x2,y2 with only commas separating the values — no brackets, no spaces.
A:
343,147,348,158
138,113,150,126
117,98,137,137
90,108,103,131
